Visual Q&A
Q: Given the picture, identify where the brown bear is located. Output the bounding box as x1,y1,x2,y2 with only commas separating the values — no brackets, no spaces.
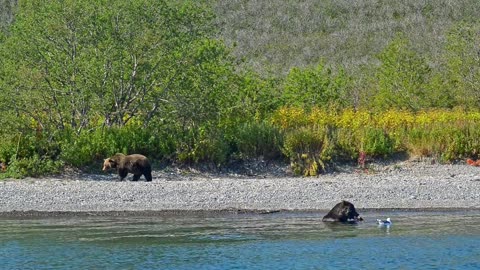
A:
102,153,152,182
322,200,363,223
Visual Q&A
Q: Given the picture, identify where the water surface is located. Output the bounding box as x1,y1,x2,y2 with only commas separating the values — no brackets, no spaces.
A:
1,210,479,269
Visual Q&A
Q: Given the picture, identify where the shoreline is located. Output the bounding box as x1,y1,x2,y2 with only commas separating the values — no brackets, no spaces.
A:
1,160,480,216
1,208,480,218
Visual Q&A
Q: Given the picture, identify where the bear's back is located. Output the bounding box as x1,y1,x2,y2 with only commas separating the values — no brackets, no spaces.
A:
125,154,151,169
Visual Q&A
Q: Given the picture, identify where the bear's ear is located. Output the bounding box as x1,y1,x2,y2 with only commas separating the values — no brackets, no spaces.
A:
107,158,118,167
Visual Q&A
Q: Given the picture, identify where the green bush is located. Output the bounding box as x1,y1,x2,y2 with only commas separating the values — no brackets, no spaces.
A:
233,121,283,160
361,128,395,157
329,127,361,162
59,129,109,167
0,132,62,178
59,126,178,168
282,127,332,176
176,126,231,166
0,134,19,165
372,35,431,111
0,155,63,179
281,63,349,109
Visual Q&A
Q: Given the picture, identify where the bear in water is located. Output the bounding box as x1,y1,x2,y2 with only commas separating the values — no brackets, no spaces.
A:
322,200,363,223
102,153,152,182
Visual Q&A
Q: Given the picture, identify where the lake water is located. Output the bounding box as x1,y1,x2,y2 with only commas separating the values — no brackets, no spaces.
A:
1,210,479,269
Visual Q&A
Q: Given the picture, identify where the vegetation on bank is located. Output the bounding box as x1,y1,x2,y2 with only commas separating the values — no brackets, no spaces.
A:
0,0,479,178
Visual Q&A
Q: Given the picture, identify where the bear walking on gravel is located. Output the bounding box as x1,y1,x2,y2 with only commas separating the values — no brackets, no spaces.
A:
322,200,363,223
102,153,152,182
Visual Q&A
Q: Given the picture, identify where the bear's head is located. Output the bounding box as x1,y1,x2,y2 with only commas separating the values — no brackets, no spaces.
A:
339,201,361,221
102,158,117,171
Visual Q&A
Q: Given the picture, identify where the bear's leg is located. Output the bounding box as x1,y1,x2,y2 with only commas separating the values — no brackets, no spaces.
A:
118,169,128,181
132,174,141,181
144,171,152,182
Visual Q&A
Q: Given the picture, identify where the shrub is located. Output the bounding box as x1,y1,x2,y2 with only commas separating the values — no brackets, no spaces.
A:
281,63,349,109
176,126,231,166
1,155,63,179
233,121,283,160
282,127,332,176
361,128,395,157
59,126,178,168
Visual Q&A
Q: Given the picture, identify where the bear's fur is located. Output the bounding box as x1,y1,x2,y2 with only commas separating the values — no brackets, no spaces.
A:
322,200,363,223
102,153,152,182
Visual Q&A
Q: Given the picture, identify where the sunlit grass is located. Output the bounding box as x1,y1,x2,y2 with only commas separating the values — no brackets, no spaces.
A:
272,107,480,175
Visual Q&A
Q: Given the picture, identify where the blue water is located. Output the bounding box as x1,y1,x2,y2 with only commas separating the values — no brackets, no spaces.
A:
1,211,480,269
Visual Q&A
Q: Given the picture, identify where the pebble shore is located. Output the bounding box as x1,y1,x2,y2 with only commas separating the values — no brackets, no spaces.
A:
1,161,479,215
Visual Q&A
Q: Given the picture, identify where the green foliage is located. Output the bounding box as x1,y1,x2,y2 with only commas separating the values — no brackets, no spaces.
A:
160,38,237,131
405,122,480,162
0,134,18,165
231,71,281,121
329,127,359,161
0,133,60,164
281,63,349,109
1,2,480,178
0,0,221,133
373,35,431,111
2,155,63,179
59,126,177,168
282,127,332,176
232,121,283,160
361,128,394,157
0,133,63,179
175,126,230,166
442,22,480,108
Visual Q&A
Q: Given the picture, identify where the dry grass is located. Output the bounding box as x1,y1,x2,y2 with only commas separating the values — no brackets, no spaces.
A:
213,0,480,75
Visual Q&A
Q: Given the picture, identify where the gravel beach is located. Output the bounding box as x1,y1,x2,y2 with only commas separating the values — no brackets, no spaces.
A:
1,160,480,215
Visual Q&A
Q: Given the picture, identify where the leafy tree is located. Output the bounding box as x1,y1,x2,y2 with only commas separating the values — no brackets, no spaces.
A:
96,1,220,128
442,22,480,109
1,1,104,133
0,0,245,173
281,63,349,109
0,0,222,135
373,35,431,111
159,39,236,129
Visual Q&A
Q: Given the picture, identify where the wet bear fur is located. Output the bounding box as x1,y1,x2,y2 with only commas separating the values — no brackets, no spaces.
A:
322,200,363,223
103,153,152,182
